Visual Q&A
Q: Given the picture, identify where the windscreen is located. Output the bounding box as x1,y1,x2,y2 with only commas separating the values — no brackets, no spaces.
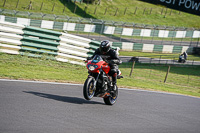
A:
91,55,103,63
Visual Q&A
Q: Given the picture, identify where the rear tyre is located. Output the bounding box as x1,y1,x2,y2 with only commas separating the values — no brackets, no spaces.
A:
83,77,95,100
103,86,118,105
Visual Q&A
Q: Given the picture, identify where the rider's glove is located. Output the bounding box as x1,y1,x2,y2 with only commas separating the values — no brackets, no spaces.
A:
107,60,115,65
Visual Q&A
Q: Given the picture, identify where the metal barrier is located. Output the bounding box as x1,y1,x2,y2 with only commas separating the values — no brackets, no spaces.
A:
111,42,194,54
0,21,194,66
0,21,99,65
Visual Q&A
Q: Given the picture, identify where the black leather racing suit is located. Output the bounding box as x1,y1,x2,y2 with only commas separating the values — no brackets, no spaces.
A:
90,48,121,85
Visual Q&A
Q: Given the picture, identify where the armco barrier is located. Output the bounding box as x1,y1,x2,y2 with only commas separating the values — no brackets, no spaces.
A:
112,42,193,54
0,15,200,39
0,21,98,65
0,21,193,66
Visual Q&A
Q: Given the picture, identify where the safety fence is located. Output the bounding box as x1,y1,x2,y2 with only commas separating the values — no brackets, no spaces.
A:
1,15,199,39
0,21,194,66
0,21,101,65
120,62,200,88
111,42,193,54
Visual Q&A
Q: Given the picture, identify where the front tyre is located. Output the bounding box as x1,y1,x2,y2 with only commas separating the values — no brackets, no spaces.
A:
83,77,96,100
103,86,118,105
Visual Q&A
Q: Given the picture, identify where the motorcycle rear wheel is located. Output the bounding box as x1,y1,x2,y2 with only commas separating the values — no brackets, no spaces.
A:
83,77,95,100
103,86,118,105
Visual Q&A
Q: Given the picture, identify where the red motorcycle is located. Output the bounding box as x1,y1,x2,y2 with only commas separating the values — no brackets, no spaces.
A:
83,55,123,105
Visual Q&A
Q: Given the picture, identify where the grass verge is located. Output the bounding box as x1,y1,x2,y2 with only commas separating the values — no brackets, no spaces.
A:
0,53,200,97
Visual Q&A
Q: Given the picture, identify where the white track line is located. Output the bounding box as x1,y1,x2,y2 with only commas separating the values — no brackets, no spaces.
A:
0,79,199,99
0,79,82,86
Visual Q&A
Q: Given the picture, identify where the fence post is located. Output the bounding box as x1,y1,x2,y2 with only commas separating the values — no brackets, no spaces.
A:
170,27,176,45
161,8,164,15
63,4,66,13
120,22,126,42
40,2,44,10
124,7,127,15
3,0,7,7
84,6,88,16
76,18,82,35
187,75,190,84
197,29,200,47
16,0,20,8
104,7,108,15
110,21,116,39
161,26,167,45
134,7,137,14
87,18,93,38
149,8,152,15
114,8,118,16
52,3,55,12
74,4,77,13
180,27,186,46
164,8,168,18
189,28,195,46
98,20,105,40
94,6,97,14
131,23,135,42
169,9,172,15
129,60,135,77
151,25,157,43
164,65,170,83
143,8,146,15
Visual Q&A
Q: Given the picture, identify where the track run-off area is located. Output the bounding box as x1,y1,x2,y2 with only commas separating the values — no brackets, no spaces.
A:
0,79,200,133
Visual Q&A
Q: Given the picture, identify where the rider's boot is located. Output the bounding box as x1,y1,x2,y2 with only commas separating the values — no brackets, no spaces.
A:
110,73,117,97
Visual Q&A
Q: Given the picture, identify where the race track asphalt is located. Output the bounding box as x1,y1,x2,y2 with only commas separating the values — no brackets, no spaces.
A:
0,79,200,133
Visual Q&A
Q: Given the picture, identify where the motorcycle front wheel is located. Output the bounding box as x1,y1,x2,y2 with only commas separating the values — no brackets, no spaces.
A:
83,77,96,100
103,86,118,105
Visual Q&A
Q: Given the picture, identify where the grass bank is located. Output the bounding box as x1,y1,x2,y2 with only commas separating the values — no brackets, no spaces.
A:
0,53,200,97
0,0,199,28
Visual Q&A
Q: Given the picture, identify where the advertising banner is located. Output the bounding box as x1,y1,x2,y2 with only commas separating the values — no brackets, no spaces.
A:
139,0,200,16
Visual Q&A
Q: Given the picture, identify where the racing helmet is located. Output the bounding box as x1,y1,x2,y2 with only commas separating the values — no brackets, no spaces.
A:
99,40,111,54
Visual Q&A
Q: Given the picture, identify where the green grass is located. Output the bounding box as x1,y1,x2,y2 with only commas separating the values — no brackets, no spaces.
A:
0,53,200,97
0,53,88,83
0,0,200,28
119,63,200,97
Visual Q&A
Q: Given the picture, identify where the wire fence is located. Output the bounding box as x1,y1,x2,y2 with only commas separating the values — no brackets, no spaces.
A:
120,62,200,89
0,4,200,47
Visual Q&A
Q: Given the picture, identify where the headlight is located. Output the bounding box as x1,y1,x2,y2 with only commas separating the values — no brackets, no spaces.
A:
89,65,95,71
88,65,98,71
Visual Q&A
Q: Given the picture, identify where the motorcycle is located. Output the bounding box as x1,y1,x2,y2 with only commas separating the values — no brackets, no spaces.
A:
178,55,186,63
83,55,123,105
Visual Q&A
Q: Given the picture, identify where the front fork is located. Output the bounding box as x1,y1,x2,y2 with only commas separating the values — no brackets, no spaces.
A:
88,69,112,92
88,70,101,91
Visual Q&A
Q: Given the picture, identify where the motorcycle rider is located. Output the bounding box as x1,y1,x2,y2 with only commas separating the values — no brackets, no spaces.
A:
183,51,188,60
87,40,121,94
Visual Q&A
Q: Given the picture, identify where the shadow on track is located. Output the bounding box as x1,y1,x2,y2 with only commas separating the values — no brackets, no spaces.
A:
23,91,103,105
